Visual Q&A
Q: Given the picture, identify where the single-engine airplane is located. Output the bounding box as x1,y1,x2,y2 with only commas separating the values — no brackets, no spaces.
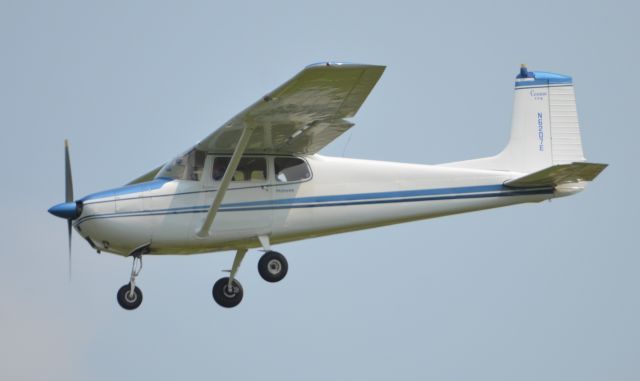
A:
49,62,607,310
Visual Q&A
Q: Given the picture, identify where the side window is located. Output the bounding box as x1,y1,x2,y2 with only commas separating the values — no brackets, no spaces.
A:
274,157,311,182
212,157,267,182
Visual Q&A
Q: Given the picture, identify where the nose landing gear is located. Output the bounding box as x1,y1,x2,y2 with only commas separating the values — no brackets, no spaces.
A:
117,283,142,310
116,246,148,310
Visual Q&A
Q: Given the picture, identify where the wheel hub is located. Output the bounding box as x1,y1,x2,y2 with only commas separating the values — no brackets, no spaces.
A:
223,284,238,298
267,259,282,275
125,290,138,303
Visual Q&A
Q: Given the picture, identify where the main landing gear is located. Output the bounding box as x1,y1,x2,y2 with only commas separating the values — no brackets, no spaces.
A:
211,248,289,308
257,250,288,283
212,249,246,308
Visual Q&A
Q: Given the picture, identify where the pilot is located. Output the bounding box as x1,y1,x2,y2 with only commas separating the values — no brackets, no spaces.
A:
212,160,227,181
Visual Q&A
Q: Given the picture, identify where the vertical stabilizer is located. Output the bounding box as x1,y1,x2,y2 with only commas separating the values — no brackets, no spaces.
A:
445,66,586,173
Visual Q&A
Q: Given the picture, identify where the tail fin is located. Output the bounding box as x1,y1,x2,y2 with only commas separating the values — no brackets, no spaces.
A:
446,65,587,173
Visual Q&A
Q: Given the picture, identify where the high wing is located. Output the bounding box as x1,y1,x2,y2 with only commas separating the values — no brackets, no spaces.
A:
128,62,385,185
196,62,385,155
143,62,385,236
195,62,385,236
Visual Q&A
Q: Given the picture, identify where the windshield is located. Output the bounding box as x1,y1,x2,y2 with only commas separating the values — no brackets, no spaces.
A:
156,149,206,181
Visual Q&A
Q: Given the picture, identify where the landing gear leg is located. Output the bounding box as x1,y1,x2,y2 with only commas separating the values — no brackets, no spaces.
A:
116,247,148,310
212,249,246,308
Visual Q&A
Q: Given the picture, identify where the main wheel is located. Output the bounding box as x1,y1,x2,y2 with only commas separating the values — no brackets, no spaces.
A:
258,251,288,283
117,284,143,310
212,277,243,308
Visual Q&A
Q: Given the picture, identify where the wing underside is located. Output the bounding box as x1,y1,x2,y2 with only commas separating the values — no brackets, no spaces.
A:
196,62,385,155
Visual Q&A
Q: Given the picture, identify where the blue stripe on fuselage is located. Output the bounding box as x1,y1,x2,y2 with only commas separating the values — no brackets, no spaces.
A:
74,184,554,225
221,184,505,208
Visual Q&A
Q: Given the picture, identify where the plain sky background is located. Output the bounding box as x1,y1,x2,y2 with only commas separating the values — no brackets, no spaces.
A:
1,1,638,380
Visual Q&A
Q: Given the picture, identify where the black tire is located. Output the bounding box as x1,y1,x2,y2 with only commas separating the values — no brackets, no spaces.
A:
258,251,288,283
117,284,143,310
212,277,243,308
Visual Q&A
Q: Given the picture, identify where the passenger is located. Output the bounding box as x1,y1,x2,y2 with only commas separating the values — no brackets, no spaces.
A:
212,160,227,181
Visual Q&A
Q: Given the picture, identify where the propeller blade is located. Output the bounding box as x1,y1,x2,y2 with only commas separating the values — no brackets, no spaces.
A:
67,219,72,280
65,139,74,203
64,139,74,280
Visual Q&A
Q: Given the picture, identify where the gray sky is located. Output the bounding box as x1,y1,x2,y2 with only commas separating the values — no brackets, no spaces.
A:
1,1,638,380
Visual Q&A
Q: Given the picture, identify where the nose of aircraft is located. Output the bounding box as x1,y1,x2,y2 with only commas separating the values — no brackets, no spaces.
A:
48,201,82,220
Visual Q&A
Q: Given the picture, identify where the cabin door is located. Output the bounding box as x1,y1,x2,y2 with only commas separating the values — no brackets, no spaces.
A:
196,154,273,239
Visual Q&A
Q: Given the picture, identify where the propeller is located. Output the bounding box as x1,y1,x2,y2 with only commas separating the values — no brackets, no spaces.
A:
65,140,73,280
48,140,82,280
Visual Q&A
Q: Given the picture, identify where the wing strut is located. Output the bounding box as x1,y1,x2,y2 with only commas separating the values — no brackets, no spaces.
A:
197,124,254,237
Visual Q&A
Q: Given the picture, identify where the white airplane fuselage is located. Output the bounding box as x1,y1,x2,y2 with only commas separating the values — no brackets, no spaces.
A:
74,154,571,257
48,64,606,310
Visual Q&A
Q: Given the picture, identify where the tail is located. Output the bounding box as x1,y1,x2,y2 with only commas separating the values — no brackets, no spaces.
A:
445,65,601,175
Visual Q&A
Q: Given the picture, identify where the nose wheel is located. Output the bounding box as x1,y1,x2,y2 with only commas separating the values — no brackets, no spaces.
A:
117,284,143,310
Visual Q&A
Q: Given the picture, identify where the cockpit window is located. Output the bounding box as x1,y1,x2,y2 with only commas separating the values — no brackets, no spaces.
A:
274,157,311,182
156,149,206,181
213,157,267,182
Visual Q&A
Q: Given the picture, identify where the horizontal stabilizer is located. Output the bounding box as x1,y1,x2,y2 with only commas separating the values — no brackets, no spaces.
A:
505,162,608,188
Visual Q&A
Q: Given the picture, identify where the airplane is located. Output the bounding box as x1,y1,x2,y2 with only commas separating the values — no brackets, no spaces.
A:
48,62,607,310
